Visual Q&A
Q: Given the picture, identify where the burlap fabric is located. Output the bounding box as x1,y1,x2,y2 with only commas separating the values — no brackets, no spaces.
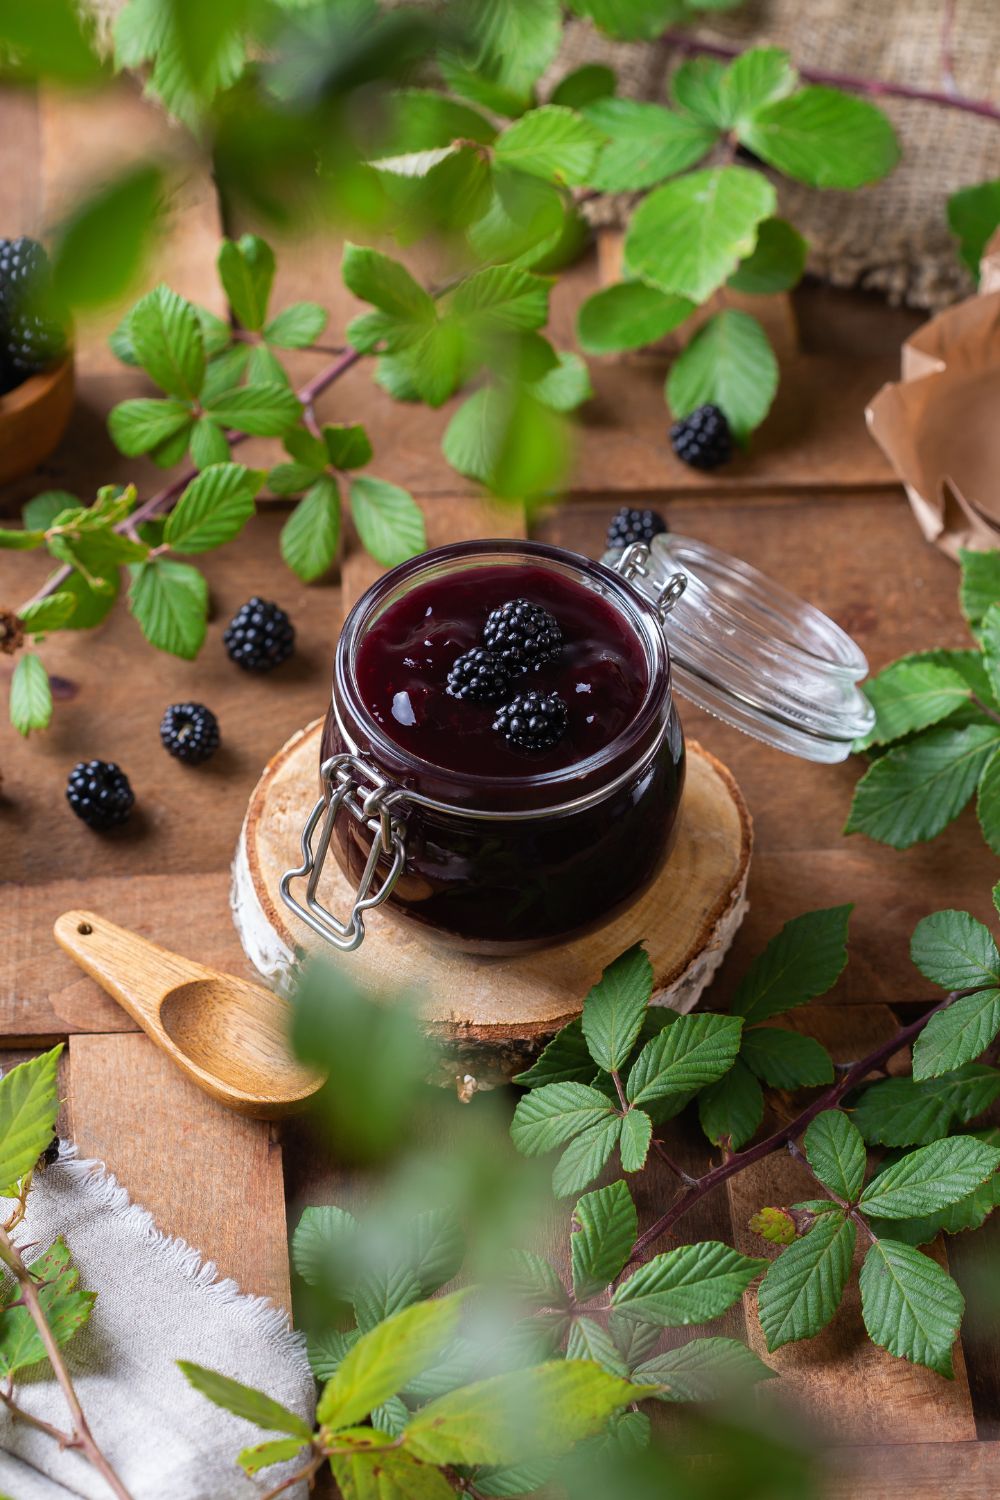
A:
552,0,1000,310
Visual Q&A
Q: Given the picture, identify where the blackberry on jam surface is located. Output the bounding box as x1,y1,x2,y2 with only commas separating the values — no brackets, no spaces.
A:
482,598,562,671
670,403,732,471
493,690,568,752
160,701,220,764
66,760,134,830
606,507,667,551
446,648,512,703
224,597,296,672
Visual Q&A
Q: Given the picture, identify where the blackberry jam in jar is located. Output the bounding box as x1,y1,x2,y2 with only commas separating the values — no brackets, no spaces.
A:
281,535,874,955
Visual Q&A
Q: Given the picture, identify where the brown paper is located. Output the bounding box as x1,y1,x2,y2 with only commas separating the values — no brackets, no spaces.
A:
867,236,1000,560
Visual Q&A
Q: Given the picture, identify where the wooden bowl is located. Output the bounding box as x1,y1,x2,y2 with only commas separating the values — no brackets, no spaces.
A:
0,354,74,490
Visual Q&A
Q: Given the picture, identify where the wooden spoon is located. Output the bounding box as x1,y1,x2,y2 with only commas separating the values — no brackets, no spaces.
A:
54,910,323,1119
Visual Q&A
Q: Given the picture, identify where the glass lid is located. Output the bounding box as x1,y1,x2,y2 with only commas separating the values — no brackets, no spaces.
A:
603,533,875,764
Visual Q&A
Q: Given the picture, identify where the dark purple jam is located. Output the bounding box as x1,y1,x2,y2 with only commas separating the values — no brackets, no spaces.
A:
354,564,649,779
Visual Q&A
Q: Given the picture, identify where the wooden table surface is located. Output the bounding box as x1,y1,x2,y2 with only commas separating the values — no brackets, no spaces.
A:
2,83,999,1497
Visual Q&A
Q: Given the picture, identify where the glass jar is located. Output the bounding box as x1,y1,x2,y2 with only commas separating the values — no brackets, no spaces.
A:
280,535,874,955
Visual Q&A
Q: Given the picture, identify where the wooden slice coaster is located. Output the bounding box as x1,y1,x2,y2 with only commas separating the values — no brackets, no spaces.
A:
232,721,752,1089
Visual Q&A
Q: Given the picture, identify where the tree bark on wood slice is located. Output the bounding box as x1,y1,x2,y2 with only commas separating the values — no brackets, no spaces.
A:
232,720,752,1090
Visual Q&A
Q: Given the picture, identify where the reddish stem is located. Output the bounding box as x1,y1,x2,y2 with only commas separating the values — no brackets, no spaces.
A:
661,28,1000,123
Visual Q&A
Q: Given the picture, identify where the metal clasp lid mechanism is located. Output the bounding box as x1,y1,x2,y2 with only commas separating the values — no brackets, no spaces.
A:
614,543,688,619
279,753,408,954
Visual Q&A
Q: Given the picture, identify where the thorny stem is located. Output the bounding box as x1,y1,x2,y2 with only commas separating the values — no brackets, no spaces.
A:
628,986,973,1264
20,345,363,612
0,1386,76,1448
0,1224,134,1500
660,27,1000,123
259,1448,327,1500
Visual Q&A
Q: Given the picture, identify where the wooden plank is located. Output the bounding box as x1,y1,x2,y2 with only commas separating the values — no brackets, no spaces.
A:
726,1003,977,1445
824,1440,1000,1498
67,1032,291,1309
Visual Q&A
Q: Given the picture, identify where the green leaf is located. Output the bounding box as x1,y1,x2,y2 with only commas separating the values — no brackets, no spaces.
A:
218,234,275,332
0,1047,62,1191
201,344,249,404
741,1028,834,1088
449,265,551,334
530,350,593,412
23,491,77,531
0,526,45,550
720,47,798,126
317,1290,466,1432
667,309,777,442
853,1067,1000,1147
633,1337,775,1400
912,990,1000,1080
453,0,562,104
349,476,425,568
804,1110,866,1201
749,1207,798,1247
342,243,435,324
163,463,260,554
846,724,1000,848
511,1082,616,1156
859,1239,963,1376
246,342,290,388
376,88,497,152
178,1362,312,1438
281,477,341,584
860,1137,1000,1219
331,1436,455,1499
959,548,1000,634
569,1,687,43
237,1438,307,1476
57,566,120,629
727,217,807,294
9,653,53,736
977,746,1000,855
623,166,776,303
626,1014,744,1107
324,424,373,471
107,397,194,457
739,86,900,189
948,179,1000,278
613,1241,765,1326
577,281,693,355
513,1019,596,1088
571,1179,638,1300
910,909,1000,991
264,300,328,349
51,163,163,311
553,1115,622,1198
697,1058,764,1149
204,383,302,436
854,656,974,749
494,106,605,186
500,1249,569,1310
128,558,208,659
670,58,729,127
189,417,230,470
371,1395,410,1438
581,943,653,1073
866,1170,1000,1248
582,98,716,191
619,1107,653,1172
757,1213,856,1351
441,383,571,499
196,306,232,358
467,168,566,265
291,1204,357,1293
0,0,101,85
566,1317,628,1375
551,63,616,110
19,592,77,634
980,602,1000,705
0,1238,95,1377
404,1361,645,1468
128,284,205,400
732,906,852,1024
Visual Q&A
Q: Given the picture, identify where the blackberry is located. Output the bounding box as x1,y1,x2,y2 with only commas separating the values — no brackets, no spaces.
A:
482,599,562,672
446,648,512,703
160,701,220,765
224,597,296,672
66,760,135,831
669,403,733,471
606,507,667,551
493,690,568,753
5,310,66,377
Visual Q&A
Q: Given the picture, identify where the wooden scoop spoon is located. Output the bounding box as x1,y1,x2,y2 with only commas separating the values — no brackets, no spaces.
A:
54,910,323,1119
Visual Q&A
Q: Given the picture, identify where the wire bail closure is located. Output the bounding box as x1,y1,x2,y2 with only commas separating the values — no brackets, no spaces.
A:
279,753,408,953
614,543,688,619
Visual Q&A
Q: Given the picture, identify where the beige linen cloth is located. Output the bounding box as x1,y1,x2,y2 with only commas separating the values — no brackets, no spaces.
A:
0,1148,314,1500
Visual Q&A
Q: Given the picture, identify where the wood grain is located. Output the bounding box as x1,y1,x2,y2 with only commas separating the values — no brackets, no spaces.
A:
67,1032,291,1309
